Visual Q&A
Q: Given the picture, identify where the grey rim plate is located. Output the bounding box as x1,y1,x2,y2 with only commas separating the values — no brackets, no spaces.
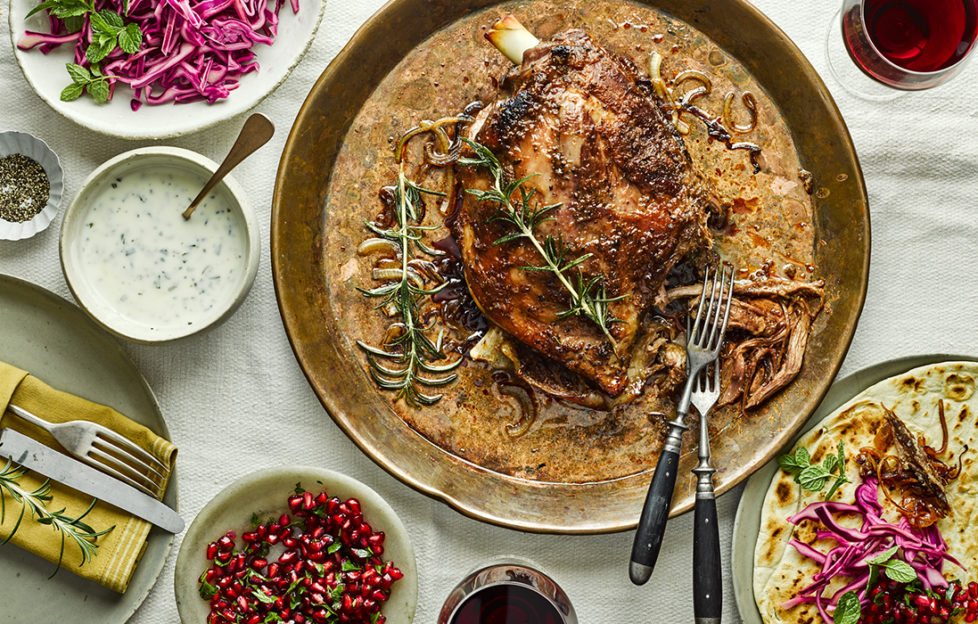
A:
731,353,978,624
0,273,175,624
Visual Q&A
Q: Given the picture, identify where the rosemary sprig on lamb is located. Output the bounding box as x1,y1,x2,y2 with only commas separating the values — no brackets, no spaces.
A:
459,138,625,343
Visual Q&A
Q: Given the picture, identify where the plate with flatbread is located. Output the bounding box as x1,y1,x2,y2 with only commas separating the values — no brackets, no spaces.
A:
732,355,978,624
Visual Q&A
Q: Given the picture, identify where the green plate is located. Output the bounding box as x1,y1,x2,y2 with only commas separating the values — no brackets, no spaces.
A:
0,273,176,624
731,354,978,624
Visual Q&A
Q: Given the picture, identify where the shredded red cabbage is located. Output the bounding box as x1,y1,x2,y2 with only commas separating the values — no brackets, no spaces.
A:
782,477,965,624
17,0,298,107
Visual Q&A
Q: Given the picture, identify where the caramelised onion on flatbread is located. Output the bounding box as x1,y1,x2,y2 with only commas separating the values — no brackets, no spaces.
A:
753,361,978,623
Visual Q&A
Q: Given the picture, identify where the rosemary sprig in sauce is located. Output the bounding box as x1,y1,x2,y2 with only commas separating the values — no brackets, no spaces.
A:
356,163,462,407
459,138,625,343
0,459,114,576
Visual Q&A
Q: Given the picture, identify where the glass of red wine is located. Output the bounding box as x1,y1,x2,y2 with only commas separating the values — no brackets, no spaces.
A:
825,0,978,100
437,559,577,624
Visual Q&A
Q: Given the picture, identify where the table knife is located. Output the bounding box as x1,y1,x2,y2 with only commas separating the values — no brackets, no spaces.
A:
0,428,184,534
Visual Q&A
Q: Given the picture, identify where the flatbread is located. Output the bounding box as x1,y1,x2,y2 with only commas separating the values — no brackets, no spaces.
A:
753,361,978,623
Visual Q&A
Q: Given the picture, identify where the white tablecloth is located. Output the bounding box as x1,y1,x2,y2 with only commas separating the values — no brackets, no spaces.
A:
2,0,978,622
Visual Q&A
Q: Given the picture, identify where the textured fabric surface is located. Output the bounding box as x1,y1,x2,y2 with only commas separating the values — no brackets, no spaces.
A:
2,0,978,622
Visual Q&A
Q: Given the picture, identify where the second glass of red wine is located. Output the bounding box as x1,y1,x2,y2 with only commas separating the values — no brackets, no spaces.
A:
437,559,577,624
825,0,978,100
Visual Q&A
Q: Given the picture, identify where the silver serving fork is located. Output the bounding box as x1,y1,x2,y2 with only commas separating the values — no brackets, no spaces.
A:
5,403,167,497
629,264,735,588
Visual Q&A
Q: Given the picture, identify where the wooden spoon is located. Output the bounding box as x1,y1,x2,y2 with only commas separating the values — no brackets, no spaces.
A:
183,113,275,219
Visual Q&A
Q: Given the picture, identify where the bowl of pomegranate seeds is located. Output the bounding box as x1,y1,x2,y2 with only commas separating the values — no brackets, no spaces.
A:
174,467,417,624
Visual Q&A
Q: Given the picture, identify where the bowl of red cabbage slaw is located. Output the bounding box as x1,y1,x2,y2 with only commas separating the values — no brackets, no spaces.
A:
7,0,324,138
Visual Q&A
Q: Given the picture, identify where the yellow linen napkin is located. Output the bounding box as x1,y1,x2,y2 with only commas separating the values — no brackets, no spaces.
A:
0,361,177,593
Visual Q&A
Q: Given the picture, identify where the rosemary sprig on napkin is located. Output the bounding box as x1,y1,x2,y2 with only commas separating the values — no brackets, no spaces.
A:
0,459,114,576
459,138,625,342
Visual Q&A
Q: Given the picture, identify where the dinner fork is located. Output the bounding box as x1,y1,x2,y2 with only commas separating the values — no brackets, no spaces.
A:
5,403,167,498
691,358,726,624
629,264,734,587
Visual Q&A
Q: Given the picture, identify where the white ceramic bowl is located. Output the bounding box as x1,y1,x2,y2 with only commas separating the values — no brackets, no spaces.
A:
60,146,259,343
0,131,64,240
7,0,324,139
174,467,418,624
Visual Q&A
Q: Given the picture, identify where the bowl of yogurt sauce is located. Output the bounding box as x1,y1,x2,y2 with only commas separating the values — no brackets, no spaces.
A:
60,146,260,343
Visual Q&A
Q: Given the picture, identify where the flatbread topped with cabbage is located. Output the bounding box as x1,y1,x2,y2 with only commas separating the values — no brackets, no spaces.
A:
754,361,978,624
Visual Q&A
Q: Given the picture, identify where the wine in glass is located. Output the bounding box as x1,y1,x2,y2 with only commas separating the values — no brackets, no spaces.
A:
826,0,978,99
438,559,577,624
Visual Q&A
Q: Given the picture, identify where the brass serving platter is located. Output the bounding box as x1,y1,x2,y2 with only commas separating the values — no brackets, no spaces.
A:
272,0,870,533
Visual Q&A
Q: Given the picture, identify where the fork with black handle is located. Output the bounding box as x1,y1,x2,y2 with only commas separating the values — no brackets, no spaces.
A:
629,264,734,588
691,360,725,624
691,265,734,623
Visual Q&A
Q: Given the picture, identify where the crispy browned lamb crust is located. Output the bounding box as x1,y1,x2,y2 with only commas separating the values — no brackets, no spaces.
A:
457,30,715,396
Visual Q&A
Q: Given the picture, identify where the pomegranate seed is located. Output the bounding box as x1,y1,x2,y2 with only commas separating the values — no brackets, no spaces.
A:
198,492,400,624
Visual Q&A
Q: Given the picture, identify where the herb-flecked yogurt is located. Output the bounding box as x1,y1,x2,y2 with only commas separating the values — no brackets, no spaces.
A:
72,165,250,333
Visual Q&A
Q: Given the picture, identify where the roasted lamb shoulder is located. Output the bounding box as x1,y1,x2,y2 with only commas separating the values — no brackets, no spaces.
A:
457,29,714,397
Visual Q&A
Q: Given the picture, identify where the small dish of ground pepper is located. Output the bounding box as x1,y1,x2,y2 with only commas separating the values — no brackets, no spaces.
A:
0,131,63,241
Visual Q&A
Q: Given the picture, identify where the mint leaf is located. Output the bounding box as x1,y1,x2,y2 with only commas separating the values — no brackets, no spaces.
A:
66,62,90,85
97,8,124,28
797,465,830,492
822,452,839,474
884,560,918,584
87,79,110,104
868,545,900,566
796,447,811,466
779,447,810,473
118,23,142,54
85,38,114,63
867,565,880,592
63,14,84,32
834,590,861,624
779,452,803,473
26,0,93,19
88,10,114,33
60,82,85,101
